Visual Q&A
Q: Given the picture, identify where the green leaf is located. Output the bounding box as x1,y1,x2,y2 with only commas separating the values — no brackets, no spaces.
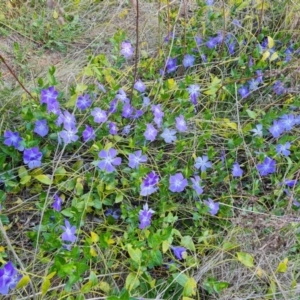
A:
276,258,288,273
18,166,28,178
125,273,140,291
20,175,31,185
236,252,254,268
41,278,51,296
115,193,123,203
127,245,141,264
183,277,197,297
181,236,195,251
16,275,30,289
173,273,188,287
204,74,221,96
34,175,52,185
246,109,257,119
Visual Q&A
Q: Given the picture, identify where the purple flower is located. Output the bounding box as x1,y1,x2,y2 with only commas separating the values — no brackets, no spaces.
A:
108,122,118,135
3,131,24,151
128,150,147,169
251,124,263,137
276,142,291,156
195,35,202,45
91,108,108,123
256,70,263,83
59,127,79,144
144,124,158,142
34,119,49,137
284,48,293,63
161,128,177,144
61,219,76,243
257,157,276,176
140,171,159,196
285,179,297,187
0,262,22,295
76,94,92,110
206,0,214,5
280,114,295,131
98,148,121,173
190,176,203,195
109,99,118,114
133,109,144,119
122,103,134,118
269,121,284,138
204,198,220,215
194,155,212,172
232,19,241,27
232,162,243,177
151,104,164,119
56,110,77,130
201,54,207,63
142,96,151,107
175,115,187,132
40,86,58,104
206,37,218,49
97,83,106,93
248,79,259,91
273,80,286,95
169,173,188,193
116,89,130,104
122,125,131,135
248,56,254,67
134,79,146,93
105,208,121,220
170,246,186,260
139,203,155,229
238,85,249,98
187,84,200,105
82,125,95,142
121,41,134,59
23,147,42,169
164,32,175,43
53,194,62,211
228,42,235,55
183,54,195,68
166,57,177,73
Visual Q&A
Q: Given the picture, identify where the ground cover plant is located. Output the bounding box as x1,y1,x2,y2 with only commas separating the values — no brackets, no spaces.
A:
1,0,300,299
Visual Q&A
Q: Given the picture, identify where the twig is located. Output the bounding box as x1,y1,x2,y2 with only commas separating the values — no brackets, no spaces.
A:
0,54,36,101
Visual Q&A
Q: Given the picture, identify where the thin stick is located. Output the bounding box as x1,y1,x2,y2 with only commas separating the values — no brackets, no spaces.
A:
0,54,36,101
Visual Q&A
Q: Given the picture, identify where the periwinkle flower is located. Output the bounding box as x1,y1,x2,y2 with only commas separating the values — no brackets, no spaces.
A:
0,262,22,295
134,79,146,93
238,85,249,98
175,115,187,132
40,86,58,105
82,125,95,142
128,150,147,169
91,108,108,123
273,80,286,95
142,96,151,107
183,54,195,68
56,110,77,130
98,148,121,173
59,127,79,144
144,124,158,142
276,142,291,156
120,41,134,59
204,198,220,215
105,208,121,220
3,131,24,151
169,173,188,193
61,219,76,243
166,57,177,73
257,157,276,176
108,122,118,135
232,162,243,177
53,194,62,211
139,203,155,229
133,109,144,119
122,125,131,135
170,246,187,260
76,94,92,110
285,179,298,187
194,155,212,172
206,37,218,49
251,124,263,137
269,120,284,138
256,70,263,83
161,128,177,144
122,103,134,118
187,84,200,105
23,147,42,169
109,99,118,114
34,119,49,137
140,171,159,196
195,35,202,45
206,0,214,5
116,89,130,104
248,79,260,91
190,176,203,195
280,114,295,131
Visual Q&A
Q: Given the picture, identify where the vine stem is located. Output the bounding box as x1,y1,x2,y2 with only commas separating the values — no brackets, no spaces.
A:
0,54,36,101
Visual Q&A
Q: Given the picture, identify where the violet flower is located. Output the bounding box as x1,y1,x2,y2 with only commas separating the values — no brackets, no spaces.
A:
170,246,186,260
194,155,212,172
161,128,177,144
3,131,24,151
82,125,95,142
91,108,108,124
76,94,92,110
169,173,188,193
232,162,243,177
144,124,158,142
183,54,195,68
134,79,146,93
204,198,220,215
120,41,134,59
140,171,159,196
175,115,187,132
187,84,200,105
23,147,42,169
257,157,276,176
34,119,49,137
59,127,79,144
276,142,291,157
190,176,203,195
128,150,147,169
53,194,62,211
139,203,155,229
166,57,177,73
0,262,22,295
61,219,76,243
98,148,121,173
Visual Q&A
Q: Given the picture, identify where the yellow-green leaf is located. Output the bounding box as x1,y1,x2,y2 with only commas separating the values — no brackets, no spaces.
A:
127,244,141,264
18,166,28,178
267,36,274,48
276,258,288,273
270,51,279,62
99,281,110,293
41,278,51,296
162,240,170,253
204,75,222,96
237,252,254,267
53,10,58,19
125,272,140,291
183,277,197,297
91,231,99,243
261,51,270,62
181,236,195,251
16,275,30,289
90,246,98,257
46,272,56,280
34,175,52,185
75,83,87,93
20,175,31,185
